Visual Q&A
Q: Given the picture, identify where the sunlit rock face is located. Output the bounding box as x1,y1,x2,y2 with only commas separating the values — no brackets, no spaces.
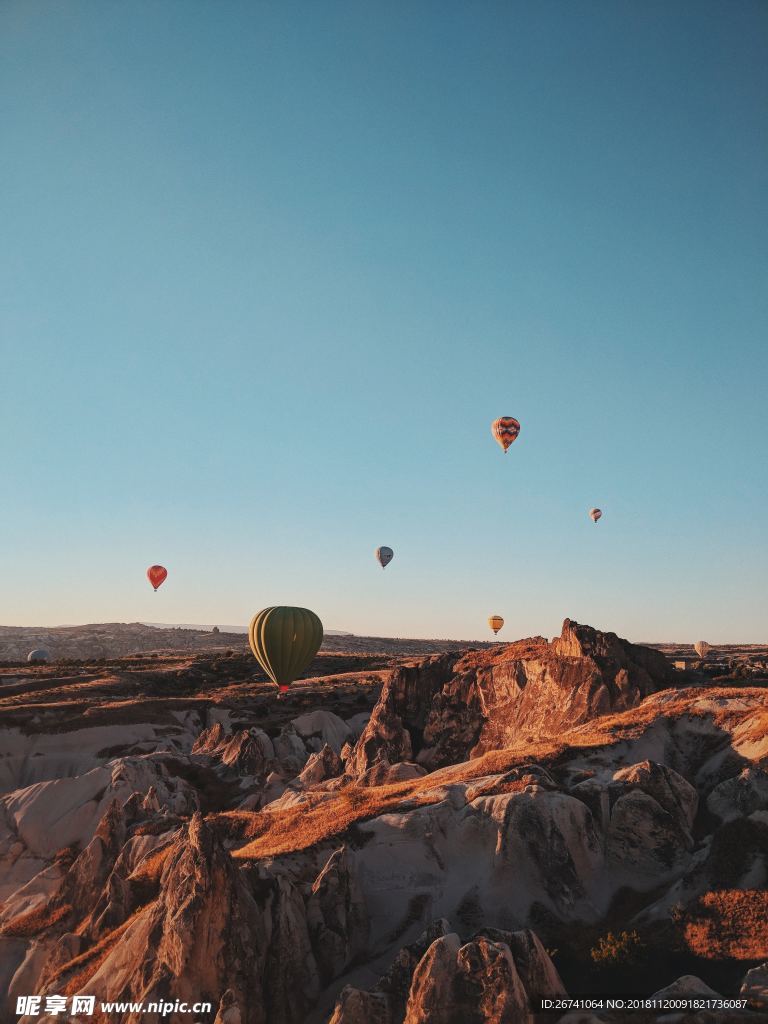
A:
350,619,674,774
331,925,565,1024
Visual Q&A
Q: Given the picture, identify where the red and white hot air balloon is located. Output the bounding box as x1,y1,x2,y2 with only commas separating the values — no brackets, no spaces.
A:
147,565,168,592
491,417,521,453
589,508,602,523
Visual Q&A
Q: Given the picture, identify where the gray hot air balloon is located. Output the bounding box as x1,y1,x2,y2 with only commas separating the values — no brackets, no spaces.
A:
376,546,394,569
27,649,50,664
694,641,710,660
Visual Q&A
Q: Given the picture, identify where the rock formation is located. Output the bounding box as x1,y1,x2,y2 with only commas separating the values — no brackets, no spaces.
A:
349,619,674,775
1,622,767,1024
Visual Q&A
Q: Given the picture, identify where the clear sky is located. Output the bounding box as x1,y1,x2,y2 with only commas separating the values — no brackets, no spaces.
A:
1,1,766,643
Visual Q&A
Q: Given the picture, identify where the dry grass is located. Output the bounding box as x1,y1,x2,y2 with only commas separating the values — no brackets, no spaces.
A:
46,911,145,994
0,902,71,937
229,687,767,861
732,706,768,748
457,637,548,668
230,783,421,859
464,773,555,800
127,843,174,888
680,890,768,960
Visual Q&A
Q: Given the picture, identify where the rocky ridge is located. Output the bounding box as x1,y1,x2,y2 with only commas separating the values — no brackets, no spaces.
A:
349,619,673,774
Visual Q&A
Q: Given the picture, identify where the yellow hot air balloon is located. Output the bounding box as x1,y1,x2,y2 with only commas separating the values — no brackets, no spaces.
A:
488,615,504,635
694,640,710,660
248,606,323,693
491,417,520,453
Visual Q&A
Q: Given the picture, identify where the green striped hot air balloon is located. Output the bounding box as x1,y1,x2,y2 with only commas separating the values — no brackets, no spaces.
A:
248,606,323,693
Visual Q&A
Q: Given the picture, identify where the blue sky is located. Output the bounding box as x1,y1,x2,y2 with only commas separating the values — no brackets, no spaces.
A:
1,1,766,642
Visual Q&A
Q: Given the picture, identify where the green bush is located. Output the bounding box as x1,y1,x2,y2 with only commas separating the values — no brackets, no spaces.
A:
590,929,644,966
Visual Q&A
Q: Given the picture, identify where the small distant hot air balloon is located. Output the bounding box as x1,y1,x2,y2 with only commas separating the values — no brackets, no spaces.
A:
488,615,504,635
376,546,394,569
147,565,167,592
589,508,602,523
249,606,324,693
694,641,710,660
27,649,49,664
491,417,520,453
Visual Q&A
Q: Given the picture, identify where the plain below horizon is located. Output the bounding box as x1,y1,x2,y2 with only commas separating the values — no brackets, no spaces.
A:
50,621,353,636
145,621,353,636
0,620,765,649
140,621,765,647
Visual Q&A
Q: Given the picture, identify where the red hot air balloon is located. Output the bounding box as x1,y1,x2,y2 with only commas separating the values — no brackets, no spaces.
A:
147,565,168,592
491,417,521,453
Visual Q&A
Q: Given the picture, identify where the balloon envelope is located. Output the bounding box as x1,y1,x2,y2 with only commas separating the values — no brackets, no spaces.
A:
376,546,394,569
27,649,49,663
488,615,504,635
249,606,324,692
147,565,168,591
491,417,520,452
694,641,710,659
589,508,602,522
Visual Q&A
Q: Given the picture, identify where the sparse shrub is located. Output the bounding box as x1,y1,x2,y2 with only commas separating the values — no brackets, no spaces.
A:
590,929,644,966
669,901,688,936
668,901,689,951
53,845,78,870
342,787,367,810
669,902,686,924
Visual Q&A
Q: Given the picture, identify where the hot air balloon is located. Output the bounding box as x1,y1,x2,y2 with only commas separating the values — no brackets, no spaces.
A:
27,649,49,664
491,417,520,453
248,606,323,693
589,508,602,523
376,546,394,569
488,615,504,635
694,641,710,660
147,565,167,592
